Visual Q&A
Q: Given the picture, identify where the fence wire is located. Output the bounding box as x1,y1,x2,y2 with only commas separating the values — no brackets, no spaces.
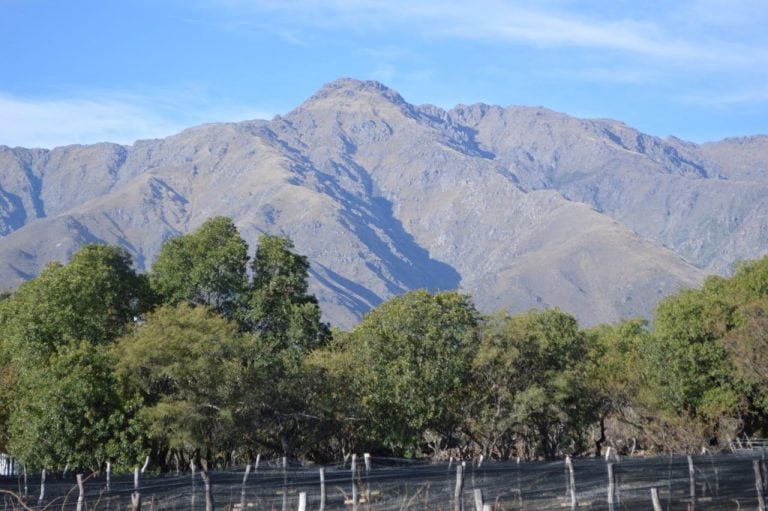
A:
2,452,768,510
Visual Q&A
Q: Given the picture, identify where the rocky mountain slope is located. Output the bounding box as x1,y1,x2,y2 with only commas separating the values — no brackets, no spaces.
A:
1,78,766,327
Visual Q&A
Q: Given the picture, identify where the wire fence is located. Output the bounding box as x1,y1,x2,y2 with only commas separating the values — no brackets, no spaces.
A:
2,451,768,510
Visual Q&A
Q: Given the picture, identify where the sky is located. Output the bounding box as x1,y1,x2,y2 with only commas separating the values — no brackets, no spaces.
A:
1,0,767,148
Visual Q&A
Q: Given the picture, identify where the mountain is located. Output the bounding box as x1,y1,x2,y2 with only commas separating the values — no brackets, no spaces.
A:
1,78,766,327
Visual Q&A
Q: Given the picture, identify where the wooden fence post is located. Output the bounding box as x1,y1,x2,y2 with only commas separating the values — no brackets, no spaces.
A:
351,453,358,511
565,455,576,510
319,467,326,511
454,463,465,511
282,456,288,511
688,455,696,510
650,488,662,511
607,462,615,511
298,492,307,511
133,467,141,511
240,464,251,511
38,468,46,506
106,461,111,492
200,459,214,511
473,488,484,511
755,459,766,511
76,473,85,511
364,453,371,504
191,458,197,509
131,491,142,511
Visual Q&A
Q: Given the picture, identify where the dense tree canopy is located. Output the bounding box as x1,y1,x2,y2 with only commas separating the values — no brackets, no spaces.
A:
314,290,479,456
112,304,246,466
7,341,140,471
0,244,150,469
245,234,330,353
150,216,248,318
0,244,150,365
467,309,597,459
3,217,768,469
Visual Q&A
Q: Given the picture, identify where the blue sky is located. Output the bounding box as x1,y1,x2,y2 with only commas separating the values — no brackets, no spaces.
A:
1,0,767,148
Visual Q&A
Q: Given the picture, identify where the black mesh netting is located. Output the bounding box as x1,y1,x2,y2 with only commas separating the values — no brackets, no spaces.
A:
2,452,767,510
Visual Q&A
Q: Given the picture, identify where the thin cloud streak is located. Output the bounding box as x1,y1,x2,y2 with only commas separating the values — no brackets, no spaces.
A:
680,86,768,107
208,0,767,68
0,93,273,149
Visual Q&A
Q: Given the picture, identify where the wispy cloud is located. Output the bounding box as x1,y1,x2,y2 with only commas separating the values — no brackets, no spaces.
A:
277,29,311,46
557,66,662,85
205,0,768,69
0,91,273,149
680,86,768,107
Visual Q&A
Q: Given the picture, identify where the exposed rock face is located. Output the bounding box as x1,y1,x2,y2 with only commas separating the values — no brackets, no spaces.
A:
1,78,765,327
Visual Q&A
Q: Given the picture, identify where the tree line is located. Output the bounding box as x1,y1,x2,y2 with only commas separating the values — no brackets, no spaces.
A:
1,216,767,472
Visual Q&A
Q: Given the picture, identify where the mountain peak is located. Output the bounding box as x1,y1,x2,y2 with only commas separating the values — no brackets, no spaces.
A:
2,79,767,329
308,78,407,105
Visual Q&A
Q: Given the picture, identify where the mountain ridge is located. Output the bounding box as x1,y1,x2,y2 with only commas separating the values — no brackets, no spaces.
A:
1,78,765,327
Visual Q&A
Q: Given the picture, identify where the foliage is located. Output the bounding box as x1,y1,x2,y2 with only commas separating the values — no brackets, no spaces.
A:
112,304,245,461
0,244,149,467
467,309,598,459
7,341,142,470
584,319,651,454
724,301,768,410
150,216,248,318
652,278,749,419
315,290,479,456
0,244,150,365
3,216,768,467
586,319,649,411
0,355,14,454
245,234,330,353
221,234,331,457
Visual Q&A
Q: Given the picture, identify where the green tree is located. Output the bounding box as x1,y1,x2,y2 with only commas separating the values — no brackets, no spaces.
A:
150,217,248,318
0,244,150,365
7,341,142,470
223,235,332,457
730,257,768,303
0,344,14,454
0,244,149,468
723,300,768,415
112,304,246,466
467,309,597,459
304,330,366,460
585,319,650,455
649,278,742,424
245,234,329,353
318,290,479,456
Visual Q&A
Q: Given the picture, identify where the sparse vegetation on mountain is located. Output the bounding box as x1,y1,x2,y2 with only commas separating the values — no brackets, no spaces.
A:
4,79,766,329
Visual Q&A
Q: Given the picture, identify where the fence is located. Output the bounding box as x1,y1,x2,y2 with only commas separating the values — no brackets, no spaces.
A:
2,451,768,510
0,454,17,477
